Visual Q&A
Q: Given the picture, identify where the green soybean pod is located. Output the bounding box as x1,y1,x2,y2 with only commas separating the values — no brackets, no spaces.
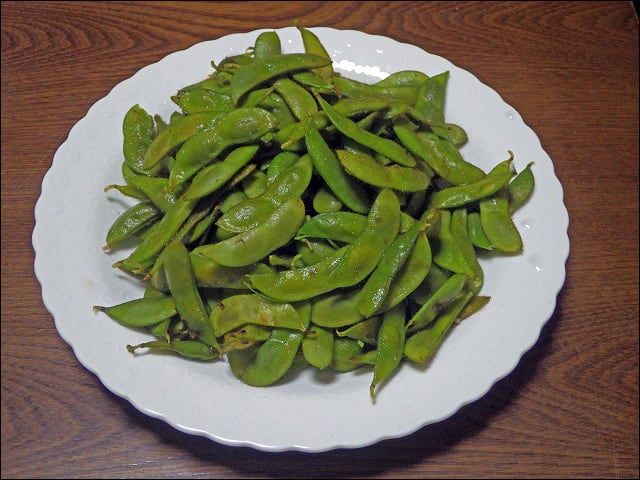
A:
358,220,423,318
143,111,223,170
429,162,513,209
393,125,484,186
229,53,332,104
458,294,491,321
297,26,334,79
221,327,270,354
202,196,305,267
273,77,318,121
302,325,334,370
122,104,155,174
312,187,343,213
247,189,400,301
405,273,469,333
115,197,198,273
241,89,298,129
479,191,523,254
253,31,282,59
413,71,449,127
172,89,235,114
331,75,419,106
162,241,219,349
404,291,473,364
508,162,535,213
104,202,161,250
209,294,306,337
336,316,381,345
125,174,180,213
311,288,365,328
330,338,364,372
227,344,260,379
143,284,171,341
241,328,304,387
216,154,313,233
296,211,367,244
329,188,401,283
183,145,259,200
190,250,273,289
305,123,370,214
432,209,475,277
294,238,337,266
316,95,417,167
336,149,431,192
224,324,272,345
291,71,334,92
127,339,219,360
450,208,483,292
93,296,177,327
379,230,432,312
375,70,430,88
169,107,278,188
370,302,406,399
266,151,299,184
467,211,494,250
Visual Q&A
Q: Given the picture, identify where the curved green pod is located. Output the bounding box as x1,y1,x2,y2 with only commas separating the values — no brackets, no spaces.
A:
311,288,365,328
122,104,155,174
209,294,306,337
230,53,332,104
199,196,306,267
296,211,367,244
216,154,313,233
182,145,259,200
240,328,305,387
317,95,416,167
104,202,161,250
143,111,223,170
169,107,278,188
305,123,371,214
479,191,523,254
162,241,219,349
336,149,431,192
370,303,406,399
302,325,334,370
94,296,176,328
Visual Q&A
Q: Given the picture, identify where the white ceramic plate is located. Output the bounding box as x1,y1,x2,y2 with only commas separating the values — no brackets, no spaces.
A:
33,27,569,452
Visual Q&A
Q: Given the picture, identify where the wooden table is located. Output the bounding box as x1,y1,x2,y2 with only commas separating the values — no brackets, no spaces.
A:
2,1,638,478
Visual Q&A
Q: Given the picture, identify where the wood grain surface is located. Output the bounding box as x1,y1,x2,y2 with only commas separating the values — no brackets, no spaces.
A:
2,1,638,478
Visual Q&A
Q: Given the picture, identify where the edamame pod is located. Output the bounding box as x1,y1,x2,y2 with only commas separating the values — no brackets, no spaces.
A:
182,145,259,200
370,303,406,398
240,328,304,387
169,107,278,188
143,111,223,170
162,241,219,349
200,196,305,267
317,95,417,167
123,104,155,174
479,191,523,254
230,53,332,104
404,291,473,363
209,294,306,336
302,325,334,369
305,123,370,214
336,149,431,192
94,296,176,327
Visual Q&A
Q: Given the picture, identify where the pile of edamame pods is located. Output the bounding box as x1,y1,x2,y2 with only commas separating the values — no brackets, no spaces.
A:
95,27,535,399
